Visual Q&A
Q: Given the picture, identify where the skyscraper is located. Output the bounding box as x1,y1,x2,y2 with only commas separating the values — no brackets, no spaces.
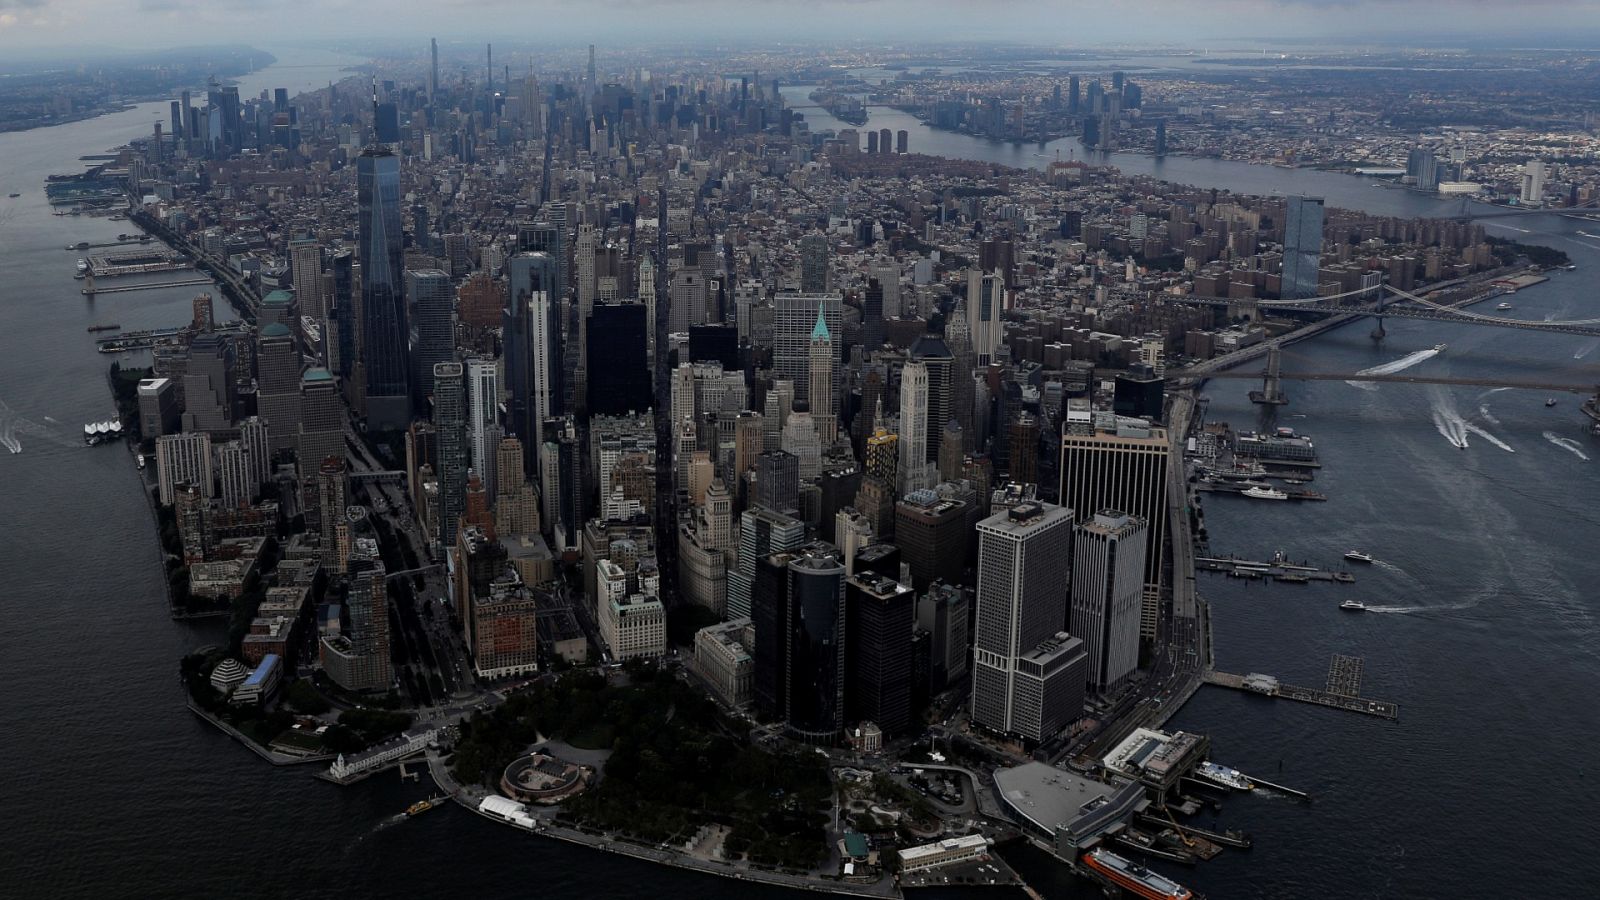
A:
898,360,933,494
407,269,455,402
1059,414,1169,639
1070,511,1147,693
967,269,1005,366
433,362,468,546
298,368,345,479
505,252,560,482
846,572,916,734
727,505,804,620
861,277,885,353
289,239,325,322
466,357,499,494
255,323,301,454
358,146,409,427
1281,196,1325,301
316,457,349,569
774,293,842,406
807,304,835,442
586,302,651,415
970,502,1080,743
784,545,848,744
799,233,830,294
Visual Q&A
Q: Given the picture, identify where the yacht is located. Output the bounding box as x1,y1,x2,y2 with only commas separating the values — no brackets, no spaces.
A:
1433,342,1448,352
1497,302,1514,311
1344,550,1374,563
1241,485,1288,501
1340,600,1368,612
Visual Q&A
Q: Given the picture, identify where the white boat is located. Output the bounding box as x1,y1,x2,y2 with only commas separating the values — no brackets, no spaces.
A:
1196,761,1255,791
1341,600,1368,612
1344,550,1374,563
1497,302,1514,311
1433,343,1447,352
1241,486,1288,500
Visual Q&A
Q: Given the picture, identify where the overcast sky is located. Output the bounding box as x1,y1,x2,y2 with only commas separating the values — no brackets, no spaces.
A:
2,1,1597,53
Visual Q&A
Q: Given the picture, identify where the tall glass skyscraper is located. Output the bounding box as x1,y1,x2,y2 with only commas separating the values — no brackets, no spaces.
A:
505,252,561,483
358,147,409,428
1282,196,1325,301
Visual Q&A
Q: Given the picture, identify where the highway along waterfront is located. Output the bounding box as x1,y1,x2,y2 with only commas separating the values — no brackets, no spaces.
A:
3,48,1598,900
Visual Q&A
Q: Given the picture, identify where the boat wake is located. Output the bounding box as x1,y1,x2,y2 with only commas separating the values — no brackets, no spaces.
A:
1432,406,1468,448
1463,423,1514,453
1484,222,1532,234
1476,404,1501,428
1349,347,1440,390
1542,431,1590,460
1575,339,1600,360
1365,597,1483,615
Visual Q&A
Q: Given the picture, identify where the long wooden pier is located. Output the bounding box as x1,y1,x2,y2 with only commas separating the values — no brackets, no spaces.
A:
1203,655,1398,720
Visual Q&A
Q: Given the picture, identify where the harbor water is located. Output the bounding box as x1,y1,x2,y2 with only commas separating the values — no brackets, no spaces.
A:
2,49,1597,900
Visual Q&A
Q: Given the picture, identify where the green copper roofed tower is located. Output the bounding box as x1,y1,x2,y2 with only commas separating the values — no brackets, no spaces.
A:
811,302,831,341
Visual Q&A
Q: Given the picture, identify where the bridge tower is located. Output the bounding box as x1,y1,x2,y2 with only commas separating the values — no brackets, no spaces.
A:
1249,345,1289,406
1370,283,1387,342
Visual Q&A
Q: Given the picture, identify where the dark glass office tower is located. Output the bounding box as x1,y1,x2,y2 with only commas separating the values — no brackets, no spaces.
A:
358,147,409,428
505,252,561,483
408,269,454,403
785,546,847,745
846,573,915,734
586,302,650,415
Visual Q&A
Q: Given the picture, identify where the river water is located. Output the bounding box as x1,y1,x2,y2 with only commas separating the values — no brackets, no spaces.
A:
4,50,1597,900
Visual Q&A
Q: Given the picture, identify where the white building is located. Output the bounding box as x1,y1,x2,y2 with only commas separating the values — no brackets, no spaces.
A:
156,431,213,505
1071,511,1148,693
898,834,991,873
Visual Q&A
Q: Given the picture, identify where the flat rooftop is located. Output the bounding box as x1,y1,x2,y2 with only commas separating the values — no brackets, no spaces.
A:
994,762,1135,834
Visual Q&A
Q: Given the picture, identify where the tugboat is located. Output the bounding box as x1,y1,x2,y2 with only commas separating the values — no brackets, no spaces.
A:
1341,600,1368,612
1344,550,1374,563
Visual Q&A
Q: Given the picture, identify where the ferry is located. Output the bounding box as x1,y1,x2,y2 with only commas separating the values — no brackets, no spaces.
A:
1241,485,1288,500
1344,550,1374,563
1196,761,1255,791
406,797,444,817
1341,600,1368,612
1081,848,1194,900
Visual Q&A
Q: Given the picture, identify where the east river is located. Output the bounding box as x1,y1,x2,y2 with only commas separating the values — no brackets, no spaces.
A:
2,52,1597,899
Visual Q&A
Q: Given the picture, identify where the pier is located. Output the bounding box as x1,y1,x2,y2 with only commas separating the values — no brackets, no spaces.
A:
1203,655,1399,720
1195,554,1355,583
84,277,213,296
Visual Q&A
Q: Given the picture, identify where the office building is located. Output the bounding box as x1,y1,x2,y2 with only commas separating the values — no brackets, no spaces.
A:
755,544,847,744
320,546,393,693
1059,413,1169,639
692,618,754,709
971,502,1076,743
137,377,180,439
774,293,842,406
895,489,969,589
1521,159,1546,206
1281,196,1324,301
918,581,970,691
799,233,830,293
156,432,212,505
598,560,666,660
289,239,324,320
181,332,238,435
358,146,409,428
967,269,1006,365
316,456,348,569
216,440,253,509
726,505,804,620
466,358,499,495
408,269,455,401
433,362,468,546
256,323,301,454
586,301,651,415
505,252,560,481
1071,511,1147,693
846,572,916,734
807,305,835,441
755,450,800,515
898,360,933,494
472,578,540,679
297,368,344,477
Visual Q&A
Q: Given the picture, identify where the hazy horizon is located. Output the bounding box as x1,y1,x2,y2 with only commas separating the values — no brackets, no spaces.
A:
5,1,1600,55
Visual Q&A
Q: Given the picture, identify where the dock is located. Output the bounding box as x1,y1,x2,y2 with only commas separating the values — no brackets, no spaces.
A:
83,277,213,296
1203,655,1399,720
1196,554,1354,583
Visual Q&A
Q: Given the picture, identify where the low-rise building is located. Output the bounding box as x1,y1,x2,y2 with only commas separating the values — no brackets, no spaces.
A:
231,653,282,706
692,618,753,708
994,761,1145,854
897,834,991,873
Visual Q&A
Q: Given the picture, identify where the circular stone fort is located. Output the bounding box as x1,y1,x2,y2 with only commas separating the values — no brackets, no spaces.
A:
499,751,591,804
